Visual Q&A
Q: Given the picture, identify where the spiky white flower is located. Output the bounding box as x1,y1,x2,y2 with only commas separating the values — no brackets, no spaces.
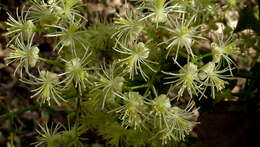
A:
21,70,65,105
112,92,147,130
5,7,36,44
93,63,125,109
211,33,239,75
114,41,157,81
163,14,205,59
34,123,63,147
29,0,60,25
5,34,39,77
139,0,183,26
112,11,144,43
57,0,84,20
45,18,86,54
62,49,92,95
199,62,230,99
149,94,172,128
163,61,204,99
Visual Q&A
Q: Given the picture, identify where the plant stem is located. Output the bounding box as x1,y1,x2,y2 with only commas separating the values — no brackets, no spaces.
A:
129,84,148,90
38,57,65,68
0,104,46,120
192,53,212,62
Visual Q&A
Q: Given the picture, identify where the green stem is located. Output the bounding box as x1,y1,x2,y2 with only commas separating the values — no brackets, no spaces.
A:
192,53,212,62
38,57,65,68
0,104,46,120
126,84,148,90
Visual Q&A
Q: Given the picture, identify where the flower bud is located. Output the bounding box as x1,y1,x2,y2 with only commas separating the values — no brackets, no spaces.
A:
28,46,40,67
24,20,36,38
198,62,215,80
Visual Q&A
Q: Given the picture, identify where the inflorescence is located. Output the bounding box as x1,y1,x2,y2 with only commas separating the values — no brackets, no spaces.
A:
4,0,238,146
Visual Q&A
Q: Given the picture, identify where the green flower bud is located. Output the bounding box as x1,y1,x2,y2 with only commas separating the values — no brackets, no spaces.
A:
23,20,36,39
28,46,40,67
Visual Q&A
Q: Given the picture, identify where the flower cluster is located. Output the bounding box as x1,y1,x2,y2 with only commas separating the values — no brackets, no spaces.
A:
3,0,239,146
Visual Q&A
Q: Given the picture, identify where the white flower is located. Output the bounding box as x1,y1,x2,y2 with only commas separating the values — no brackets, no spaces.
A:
114,41,157,81
112,92,146,130
211,33,239,75
5,34,39,77
62,49,92,95
5,7,36,44
30,0,60,25
45,18,87,54
148,94,172,128
163,14,205,59
139,0,183,26
112,11,144,43
93,63,125,109
163,61,204,99
199,62,230,99
34,123,63,147
21,70,65,105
